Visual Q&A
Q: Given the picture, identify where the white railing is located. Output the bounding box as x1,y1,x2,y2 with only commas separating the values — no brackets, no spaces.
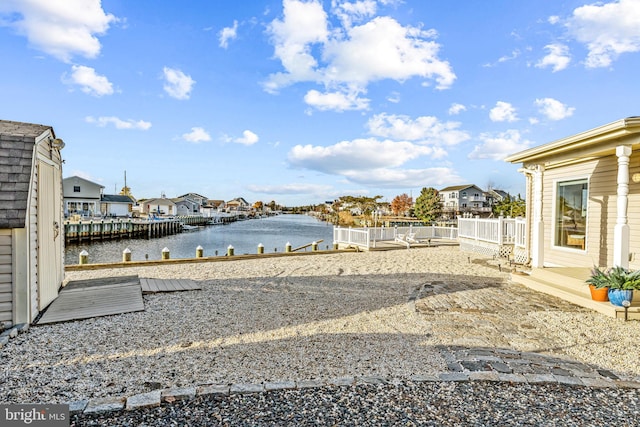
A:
515,217,526,248
457,216,525,246
333,225,458,249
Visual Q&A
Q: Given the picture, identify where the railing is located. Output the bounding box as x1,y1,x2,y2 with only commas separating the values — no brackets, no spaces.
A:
333,225,458,249
457,216,525,246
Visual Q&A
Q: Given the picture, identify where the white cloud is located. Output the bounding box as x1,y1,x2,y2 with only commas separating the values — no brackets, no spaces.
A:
235,130,259,145
489,101,518,122
304,89,370,111
287,136,463,188
322,16,455,89
366,113,470,146
67,65,113,96
469,130,532,160
247,183,333,194
332,0,377,28
448,103,466,115
535,97,575,120
85,116,151,130
342,166,464,188
182,127,211,143
536,43,571,72
0,0,117,62
163,67,195,100
288,138,436,174
386,91,401,103
265,0,456,111
548,15,560,25
566,0,640,68
219,20,238,48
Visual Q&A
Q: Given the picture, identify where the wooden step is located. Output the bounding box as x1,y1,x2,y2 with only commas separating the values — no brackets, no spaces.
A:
510,271,640,320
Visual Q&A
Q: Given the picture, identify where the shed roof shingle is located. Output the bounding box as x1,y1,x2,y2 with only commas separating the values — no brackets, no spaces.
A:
0,120,53,228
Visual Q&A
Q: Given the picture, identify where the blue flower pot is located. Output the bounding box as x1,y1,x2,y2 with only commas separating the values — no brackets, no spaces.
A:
607,289,633,307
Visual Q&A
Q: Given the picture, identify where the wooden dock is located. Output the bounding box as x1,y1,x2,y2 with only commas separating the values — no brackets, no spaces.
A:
64,218,184,243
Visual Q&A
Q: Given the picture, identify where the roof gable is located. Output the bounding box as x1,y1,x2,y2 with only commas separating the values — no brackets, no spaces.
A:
440,184,477,192
0,120,53,228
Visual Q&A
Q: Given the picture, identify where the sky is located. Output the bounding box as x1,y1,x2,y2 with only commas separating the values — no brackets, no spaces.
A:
2,0,640,206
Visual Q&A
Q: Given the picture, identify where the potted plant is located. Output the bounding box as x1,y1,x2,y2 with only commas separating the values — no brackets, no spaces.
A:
586,266,640,306
585,266,610,302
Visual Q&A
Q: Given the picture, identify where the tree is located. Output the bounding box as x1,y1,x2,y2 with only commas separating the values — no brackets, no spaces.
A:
492,194,526,217
390,193,413,216
413,187,442,222
339,195,383,216
253,201,264,210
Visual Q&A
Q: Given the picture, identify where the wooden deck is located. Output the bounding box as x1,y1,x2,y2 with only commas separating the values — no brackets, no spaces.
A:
140,278,201,293
37,276,144,325
36,276,201,325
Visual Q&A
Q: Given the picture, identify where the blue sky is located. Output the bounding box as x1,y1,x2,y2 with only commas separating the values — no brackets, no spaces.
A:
2,0,640,206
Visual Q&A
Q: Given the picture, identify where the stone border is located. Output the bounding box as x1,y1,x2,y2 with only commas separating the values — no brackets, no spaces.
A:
69,374,640,416
0,323,28,348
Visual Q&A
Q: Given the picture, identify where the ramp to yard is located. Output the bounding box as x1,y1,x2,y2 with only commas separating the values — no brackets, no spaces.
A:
36,276,144,325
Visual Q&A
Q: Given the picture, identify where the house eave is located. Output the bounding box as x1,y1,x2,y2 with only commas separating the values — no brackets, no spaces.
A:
505,117,640,165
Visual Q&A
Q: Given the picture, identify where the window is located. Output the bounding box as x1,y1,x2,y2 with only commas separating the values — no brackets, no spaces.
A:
555,179,588,250
73,186,81,192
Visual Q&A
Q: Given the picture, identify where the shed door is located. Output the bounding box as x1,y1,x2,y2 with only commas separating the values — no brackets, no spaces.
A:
37,161,63,310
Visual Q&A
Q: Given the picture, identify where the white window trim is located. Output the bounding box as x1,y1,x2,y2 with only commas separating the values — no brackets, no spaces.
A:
551,175,590,253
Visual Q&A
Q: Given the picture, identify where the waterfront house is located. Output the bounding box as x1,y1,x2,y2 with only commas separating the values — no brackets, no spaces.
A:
226,197,250,212
100,194,134,217
138,197,176,217
505,117,640,270
201,200,225,217
62,176,104,218
0,120,65,327
439,184,491,218
504,117,640,318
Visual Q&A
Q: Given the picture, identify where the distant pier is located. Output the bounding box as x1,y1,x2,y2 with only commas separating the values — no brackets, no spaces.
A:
64,218,183,243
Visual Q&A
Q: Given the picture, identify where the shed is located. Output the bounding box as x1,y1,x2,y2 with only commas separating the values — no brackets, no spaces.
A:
0,120,65,327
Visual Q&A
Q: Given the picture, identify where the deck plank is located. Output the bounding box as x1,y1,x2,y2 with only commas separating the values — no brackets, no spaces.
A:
37,278,144,325
140,278,200,293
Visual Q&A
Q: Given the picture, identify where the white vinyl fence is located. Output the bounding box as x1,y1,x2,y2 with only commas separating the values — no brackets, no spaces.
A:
333,224,458,250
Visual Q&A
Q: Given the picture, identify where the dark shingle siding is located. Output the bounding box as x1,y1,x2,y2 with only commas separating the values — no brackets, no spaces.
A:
0,120,53,229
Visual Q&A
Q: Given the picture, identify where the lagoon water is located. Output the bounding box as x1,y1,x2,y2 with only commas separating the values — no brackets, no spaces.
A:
64,214,335,265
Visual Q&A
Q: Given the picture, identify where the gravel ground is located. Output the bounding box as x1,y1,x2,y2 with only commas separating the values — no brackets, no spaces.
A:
2,245,640,425
71,381,640,427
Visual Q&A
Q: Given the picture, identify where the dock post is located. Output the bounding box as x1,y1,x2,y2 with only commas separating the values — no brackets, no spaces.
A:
257,243,264,254
123,248,132,262
79,250,89,265
312,241,318,251
196,245,204,258
162,247,170,260
227,245,234,256
285,242,292,253
333,241,338,250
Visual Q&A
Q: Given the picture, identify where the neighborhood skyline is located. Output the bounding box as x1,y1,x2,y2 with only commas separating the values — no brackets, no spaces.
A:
2,1,640,205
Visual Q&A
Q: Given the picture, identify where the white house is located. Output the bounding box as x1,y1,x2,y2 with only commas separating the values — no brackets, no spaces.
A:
100,194,134,217
137,198,177,216
62,176,104,218
0,120,65,327
440,184,490,217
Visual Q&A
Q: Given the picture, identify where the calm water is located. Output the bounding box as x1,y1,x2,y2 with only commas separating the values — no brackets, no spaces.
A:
64,214,335,265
